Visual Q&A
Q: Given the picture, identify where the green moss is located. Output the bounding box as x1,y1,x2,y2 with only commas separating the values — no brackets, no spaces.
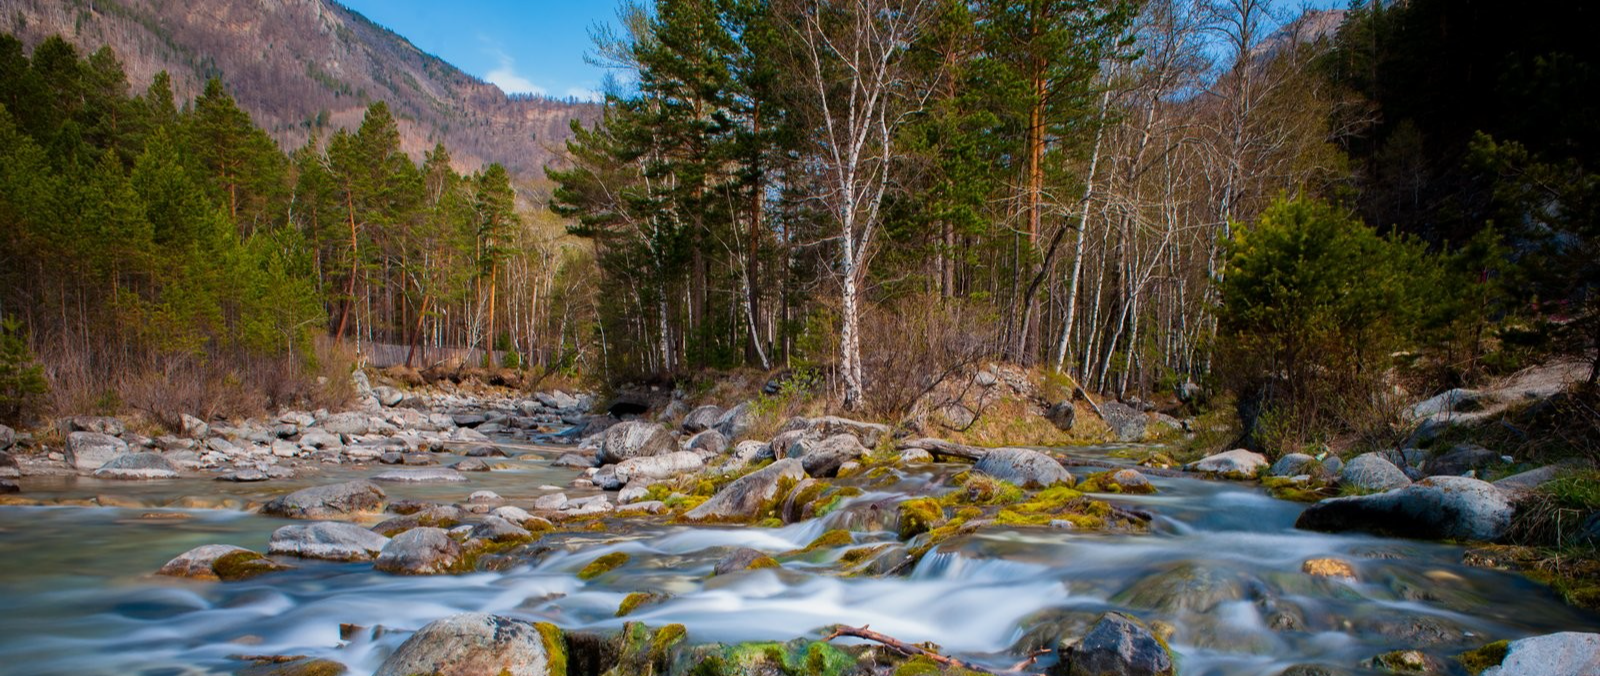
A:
535,622,566,676
650,623,688,662
797,529,854,554
617,591,668,617
746,555,780,570
939,474,1024,507
839,544,891,565
1077,471,1157,495
898,498,944,540
812,486,863,518
213,550,283,581
665,494,708,511
1456,640,1509,675
755,517,784,528
894,656,944,676
578,552,630,580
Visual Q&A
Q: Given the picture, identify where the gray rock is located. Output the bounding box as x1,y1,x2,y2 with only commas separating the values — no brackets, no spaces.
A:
462,444,507,457
373,612,551,676
618,484,650,504
65,431,128,471
60,416,124,436
1044,402,1076,432
269,522,390,561
468,516,532,543
1099,402,1148,442
374,527,463,575
261,480,388,519
685,458,806,521
217,468,270,482
402,453,438,466
0,450,18,478
1322,454,1344,474
299,430,341,449
1482,632,1600,676
92,452,179,479
685,429,729,456
0,423,14,450
1494,464,1569,494
614,451,704,485
797,434,867,478
721,440,774,471
534,493,568,511
372,385,404,407
1296,476,1514,541
596,421,677,465
1270,453,1319,477
1425,443,1503,477
155,544,288,581
592,464,623,490
778,416,892,447
1409,388,1489,419
320,412,372,437
714,547,778,575
900,448,933,464
454,458,492,472
452,413,488,428
713,402,755,439
372,468,468,483
1186,449,1269,479
1054,611,1174,676
941,404,976,430
974,447,1074,488
681,404,724,433
1340,453,1412,492
552,452,595,468
372,505,466,537
179,414,209,439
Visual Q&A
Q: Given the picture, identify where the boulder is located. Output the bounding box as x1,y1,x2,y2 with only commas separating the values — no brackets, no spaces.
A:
155,544,288,581
974,447,1074,489
453,458,492,472
714,547,779,575
685,458,806,521
685,429,729,457
320,412,372,437
779,416,892,447
179,414,209,439
261,480,387,519
534,493,568,511
1340,453,1412,492
374,527,464,575
1481,633,1600,676
941,404,976,430
596,421,677,465
462,444,508,458
92,452,179,479
1269,453,1320,478
216,468,270,482
552,453,595,468
1409,388,1488,420
614,451,704,485
1186,449,1269,479
372,505,466,537
713,402,755,439
1425,443,1503,477
65,431,128,471
1494,464,1570,495
1044,402,1076,432
1053,611,1174,676
60,416,124,436
1296,476,1514,541
372,468,468,483
1099,402,1148,442
468,516,532,543
373,612,553,676
269,522,390,561
681,405,724,433
797,434,867,478
721,440,774,471
0,423,14,450
372,385,404,407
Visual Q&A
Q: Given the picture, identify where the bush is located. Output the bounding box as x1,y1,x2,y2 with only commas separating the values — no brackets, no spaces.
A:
0,317,48,425
1219,197,1435,453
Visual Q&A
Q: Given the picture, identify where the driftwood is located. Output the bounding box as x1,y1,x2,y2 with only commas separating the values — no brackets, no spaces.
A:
897,438,988,461
821,624,1044,675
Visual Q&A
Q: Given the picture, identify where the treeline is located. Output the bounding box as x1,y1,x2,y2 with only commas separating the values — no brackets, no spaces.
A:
0,34,594,424
551,0,1597,439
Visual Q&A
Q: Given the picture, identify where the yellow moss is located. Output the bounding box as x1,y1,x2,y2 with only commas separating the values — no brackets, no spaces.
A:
535,622,566,676
616,592,666,617
577,552,629,580
746,555,780,570
797,529,854,553
212,550,283,581
898,498,944,540
1456,640,1509,675
939,474,1024,507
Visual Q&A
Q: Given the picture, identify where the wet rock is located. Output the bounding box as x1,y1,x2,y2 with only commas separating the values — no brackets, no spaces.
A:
372,505,466,536
685,429,728,456
1270,453,1320,477
1482,631,1600,676
797,434,867,478
1186,449,1268,479
1340,453,1412,493
1363,650,1445,674
1302,558,1357,580
681,405,723,433
553,452,595,468
778,415,892,447
1099,402,1148,442
374,527,463,575
1425,444,1503,477
453,458,492,472
974,447,1074,488
616,500,665,515
468,516,532,543
462,444,507,457
401,453,437,466
596,421,677,465
1278,666,1354,676
561,495,614,516
713,402,754,439
1053,611,1174,676
269,522,390,561
614,451,704,485
534,493,568,511
65,431,128,471
714,547,780,575
371,467,467,483
685,458,806,521
92,452,178,479
1044,401,1076,432
156,544,288,581
1114,561,1249,614
1297,476,1514,541
261,480,387,519
373,612,553,676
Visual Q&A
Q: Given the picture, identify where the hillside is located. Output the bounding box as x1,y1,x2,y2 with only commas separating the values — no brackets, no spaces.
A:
3,0,599,175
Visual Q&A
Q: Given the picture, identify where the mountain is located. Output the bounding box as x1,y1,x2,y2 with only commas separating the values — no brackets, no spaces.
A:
3,0,600,176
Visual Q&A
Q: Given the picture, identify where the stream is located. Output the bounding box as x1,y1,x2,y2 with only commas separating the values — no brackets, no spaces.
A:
1,442,1596,675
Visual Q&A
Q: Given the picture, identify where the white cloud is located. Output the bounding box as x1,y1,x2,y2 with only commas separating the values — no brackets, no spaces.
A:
485,52,545,96
564,87,602,102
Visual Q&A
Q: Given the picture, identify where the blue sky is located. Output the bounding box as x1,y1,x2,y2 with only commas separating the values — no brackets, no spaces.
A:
338,1,622,101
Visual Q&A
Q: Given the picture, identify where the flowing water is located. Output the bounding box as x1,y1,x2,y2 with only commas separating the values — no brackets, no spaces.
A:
1,443,1596,675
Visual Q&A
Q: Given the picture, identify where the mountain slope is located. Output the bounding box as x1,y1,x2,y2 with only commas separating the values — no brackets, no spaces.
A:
4,0,599,175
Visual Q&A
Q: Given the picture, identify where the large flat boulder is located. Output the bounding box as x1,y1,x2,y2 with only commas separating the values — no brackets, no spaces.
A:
613,450,704,485
1482,632,1600,676
1295,476,1514,542
374,612,554,676
796,434,867,478
713,402,755,439
685,458,806,522
1053,611,1175,676
65,431,127,471
974,447,1074,489
372,467,467,483
269,522,390,561
596,421,677,465
1340,452,1412,492
92,452,178,479
261,480,387,519
681,405,723,433
1186,449,1268,479
155,544,288,581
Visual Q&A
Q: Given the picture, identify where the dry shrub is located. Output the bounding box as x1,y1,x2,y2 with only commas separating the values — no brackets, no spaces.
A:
859,296,1000,421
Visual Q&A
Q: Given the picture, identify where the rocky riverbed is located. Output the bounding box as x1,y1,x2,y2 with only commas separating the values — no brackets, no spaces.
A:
1,376,1598,676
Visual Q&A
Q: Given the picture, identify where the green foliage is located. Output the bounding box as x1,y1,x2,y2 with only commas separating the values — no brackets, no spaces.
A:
0,317,47,424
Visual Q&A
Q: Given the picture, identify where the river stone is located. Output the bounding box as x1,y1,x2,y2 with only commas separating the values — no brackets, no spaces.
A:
1494,464,1569,495
1339,453,1412,492
714,547,779,575
92,452,178,479
534,493,568,511
373,505,466,537
974,447,1074,488
453,458,492,472
1044,401,1076,431
0,450,18,478
1483,632,1600,676
261,480,387,519
238,657,348,676
462,443,507,457
552,453,595,468
1054,611,1174,676
1296,476,1514,541
1425,443,1503,477
374,612,551,676
0,478,17,493
614,450,704,485
779,416,893,447
900,448,934,464
793,434,866,478
713,402,755,439
596,421,677,465
618,484,650,504
269,522,390,561
1114,561,1249,614
1270,453,1319,477
1187,449,1269,479
216,468,270,482
65,431,128,471
372,467,467,483
721,440,774,471
468,516,532,543
155,544,288,581
681,405,723,433
592,464,623,490
374,527,463,575
490,505,541,526
320,412,372,437
686,429,728,456
1099,402,1148,442
686,458,807,521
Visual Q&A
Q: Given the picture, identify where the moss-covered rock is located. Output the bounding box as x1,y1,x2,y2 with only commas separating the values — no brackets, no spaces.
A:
236,657,348,676
579,551,631,580
617,591,671,617
1455,640,1508,675
897,498,944,540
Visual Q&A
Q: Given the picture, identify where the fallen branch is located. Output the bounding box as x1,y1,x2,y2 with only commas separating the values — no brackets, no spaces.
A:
898,438,988,462
821,624,1044,675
